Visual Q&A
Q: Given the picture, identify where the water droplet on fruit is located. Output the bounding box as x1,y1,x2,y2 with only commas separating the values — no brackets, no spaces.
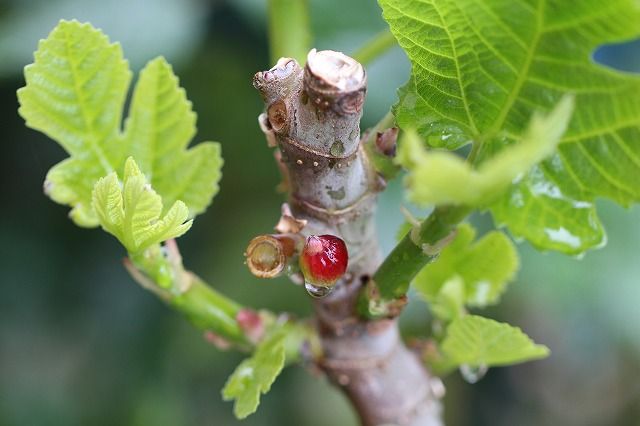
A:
459,364,488,384
304,281,332,298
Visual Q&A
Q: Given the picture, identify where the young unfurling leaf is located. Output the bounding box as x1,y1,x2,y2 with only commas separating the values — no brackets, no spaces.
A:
92,157,192,253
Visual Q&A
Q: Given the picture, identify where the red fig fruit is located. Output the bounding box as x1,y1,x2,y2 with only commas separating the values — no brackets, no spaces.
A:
299,235,348,297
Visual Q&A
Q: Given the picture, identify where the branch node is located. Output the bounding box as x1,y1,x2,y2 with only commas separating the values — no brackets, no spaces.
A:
258,113,277,147
236,308,266,344
359,279,408,319
275,203,308,234
305,49,366,116
253,57,303,104
267,99,289,133
375,127,398,157
421,228,458,256
204,330,232,350
245,234,302,278
123,257,171,301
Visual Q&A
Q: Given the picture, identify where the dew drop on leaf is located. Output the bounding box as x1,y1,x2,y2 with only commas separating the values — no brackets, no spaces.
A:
304,281,332,298
459,364,488,384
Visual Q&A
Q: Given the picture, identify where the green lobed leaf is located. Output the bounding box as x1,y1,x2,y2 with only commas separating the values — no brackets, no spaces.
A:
222,330,287,419
414,224,519,319
441,315,549,367
18,20,222,227
396,96,573,207
92,157,192,253
17,20,131,226
380,0,640,254
123,57,222,217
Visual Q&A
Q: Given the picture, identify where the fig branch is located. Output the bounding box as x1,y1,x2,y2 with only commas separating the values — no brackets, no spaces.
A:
248,50,444,426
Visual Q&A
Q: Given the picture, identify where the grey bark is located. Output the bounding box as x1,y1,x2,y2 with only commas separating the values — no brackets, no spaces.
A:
254,50,443,426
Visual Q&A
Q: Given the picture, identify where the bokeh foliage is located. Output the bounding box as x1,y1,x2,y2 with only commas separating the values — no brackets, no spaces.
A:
1,1,640,425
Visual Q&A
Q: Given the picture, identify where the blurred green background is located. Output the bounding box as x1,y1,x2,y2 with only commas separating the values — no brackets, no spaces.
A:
1,0,639,425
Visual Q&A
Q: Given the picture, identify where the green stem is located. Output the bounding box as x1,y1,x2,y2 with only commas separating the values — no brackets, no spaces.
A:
170,273,247,344
127,243,253,347
372,205,471,300
360,113,470,309
268,0,312,65
352,29,397,66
